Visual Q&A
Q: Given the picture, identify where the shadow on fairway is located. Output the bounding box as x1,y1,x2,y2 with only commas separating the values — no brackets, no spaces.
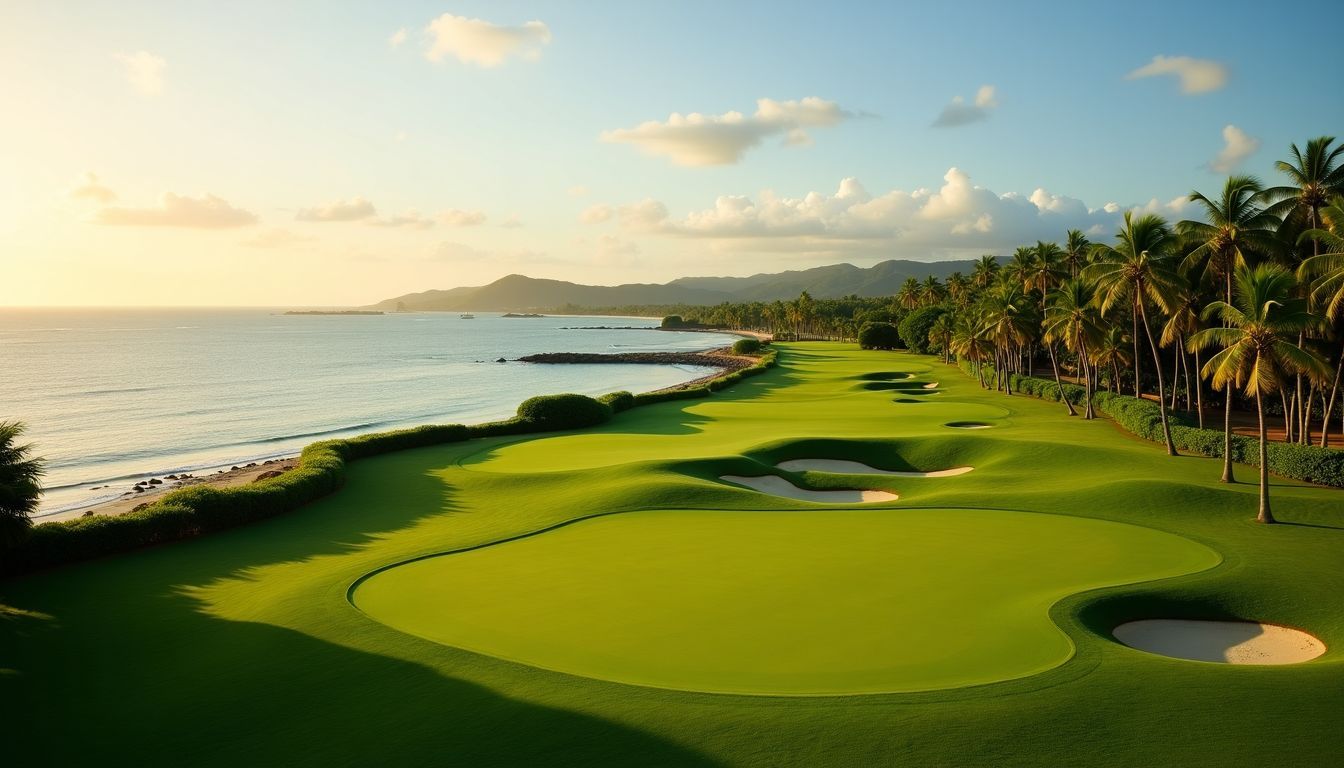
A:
0,448,722,767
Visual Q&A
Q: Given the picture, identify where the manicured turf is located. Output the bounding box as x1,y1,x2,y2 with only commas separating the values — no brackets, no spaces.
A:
3,343,1342,766
354,508,1216,694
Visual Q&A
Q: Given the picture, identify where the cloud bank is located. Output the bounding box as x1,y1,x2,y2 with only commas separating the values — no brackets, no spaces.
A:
601,168,1179,259
440,208,486,227
96,193,257,228
1126,55,1228,94
296,197,377,222
425,14,551,67
932,85,997,128
1209,124,1260,173
601,97,850,166
69,172,116,204
114,51,166,96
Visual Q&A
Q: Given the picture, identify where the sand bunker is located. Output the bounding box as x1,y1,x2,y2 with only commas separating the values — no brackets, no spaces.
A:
777,459,973,478
720,475,897,503
923,382,939,389
946,421,992,429
1113,619,1326,664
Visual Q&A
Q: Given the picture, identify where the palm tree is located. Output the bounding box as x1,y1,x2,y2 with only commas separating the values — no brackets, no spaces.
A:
897,277,921,310
981,284,1037,393
1008,247,1035,293
1045,279,1104,418
971,255,999,289
1085,212,1182,455
1063,229,1091,278
927,313,955,363
1264,136,1344,246
1177,174,1281,481
1093,325,1133,394
946,272,971,307
919,275,945,306
1189,265,1328,523
1161,277,1206,428
1,421,45,547
1298,195,1344,445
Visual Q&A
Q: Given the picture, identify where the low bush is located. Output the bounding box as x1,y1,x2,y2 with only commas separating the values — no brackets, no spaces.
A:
598,391,636,412
732,338,763,355
858,322,902,350
898,307,945,354
955,361,1344,488
516,393,612,430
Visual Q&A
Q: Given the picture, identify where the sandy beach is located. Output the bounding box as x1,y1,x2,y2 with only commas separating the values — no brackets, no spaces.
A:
42,458,300,523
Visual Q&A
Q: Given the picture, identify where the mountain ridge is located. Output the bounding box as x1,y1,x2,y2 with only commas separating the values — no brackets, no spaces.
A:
369,258,986,311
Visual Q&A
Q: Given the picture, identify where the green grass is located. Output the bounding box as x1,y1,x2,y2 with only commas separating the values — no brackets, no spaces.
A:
354,508,1216,695
2,343,1342,766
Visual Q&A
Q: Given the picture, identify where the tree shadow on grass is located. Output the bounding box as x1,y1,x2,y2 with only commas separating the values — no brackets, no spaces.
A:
0,445,722,767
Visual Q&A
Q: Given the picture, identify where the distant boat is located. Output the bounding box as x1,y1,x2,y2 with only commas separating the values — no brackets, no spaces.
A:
459,313,475,319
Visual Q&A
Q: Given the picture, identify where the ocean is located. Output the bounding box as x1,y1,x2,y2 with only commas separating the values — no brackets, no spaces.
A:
0,309,724,517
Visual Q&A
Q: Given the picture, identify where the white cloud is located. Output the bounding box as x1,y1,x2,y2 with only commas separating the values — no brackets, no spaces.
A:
114,51,166,96
296,197,377,222
371,210,435,229
69,172,116,204
242,228,316,249
1126,55,1228,94
389,28,407,48
424,14,551,67
932,85,997,128
579,204,613,224
431,240,559,266
440,208,486,227
96,193,256,228
501,213,524,228
1209,124,1260,173
610,168,1154,259
567,185,589,198
601,97,851,166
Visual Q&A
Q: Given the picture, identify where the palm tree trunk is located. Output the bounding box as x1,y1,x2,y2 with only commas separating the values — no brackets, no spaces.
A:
1169,344,1182,411
1047,342,1076,416
1222,383,1236,483
1137,299,1178,456
1132,308,1142,398
1194,347,1205,430
1281,389,1292,443
1320,351,1343,448
1257,389,1274,524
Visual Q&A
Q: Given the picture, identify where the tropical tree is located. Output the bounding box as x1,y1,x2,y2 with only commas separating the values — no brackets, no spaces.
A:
971,255,1000,289
919,275,945,307
945,271,971,307
1045,279,1104,418
1,421,45,547
897,277,921,310
1297,195,1344,445
1063,229,1091,278
1264,136,1344,248
1189,265,1328,523
1177,174,1281,480
927,313,955,363
1093,324,1133,394
1085,212,1182,455
981,284,1037,392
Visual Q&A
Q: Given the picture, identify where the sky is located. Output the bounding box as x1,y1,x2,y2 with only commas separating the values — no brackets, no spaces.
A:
2,0,1341,307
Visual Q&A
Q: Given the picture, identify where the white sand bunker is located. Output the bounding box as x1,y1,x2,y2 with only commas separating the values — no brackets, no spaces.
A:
923,382,939,389
1114,619,1326,665
776,459,973,478
720,475,898,503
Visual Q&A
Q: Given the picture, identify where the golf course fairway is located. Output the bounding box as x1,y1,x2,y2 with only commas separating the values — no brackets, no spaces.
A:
353,508,1217,694
3,343,1341,766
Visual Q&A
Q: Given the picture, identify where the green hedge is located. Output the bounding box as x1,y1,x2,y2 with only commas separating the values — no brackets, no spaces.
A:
955,361,1344,488
3,349,786,576
858,321,901,350
731,338,762,355
515,393,612,430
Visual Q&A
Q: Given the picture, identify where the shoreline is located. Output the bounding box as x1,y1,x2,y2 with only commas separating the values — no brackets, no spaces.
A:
40,345,755,524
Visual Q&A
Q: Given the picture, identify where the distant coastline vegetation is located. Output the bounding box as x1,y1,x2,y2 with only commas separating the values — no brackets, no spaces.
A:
284,310,384,316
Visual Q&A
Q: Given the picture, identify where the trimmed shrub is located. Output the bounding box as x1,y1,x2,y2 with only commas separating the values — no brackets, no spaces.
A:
898,307,946,355
598,391,636,413
516,393,612,430
661,315,686,328
732,338,763,355
858,322,901,350
632,386,712,407
954,361,1344,488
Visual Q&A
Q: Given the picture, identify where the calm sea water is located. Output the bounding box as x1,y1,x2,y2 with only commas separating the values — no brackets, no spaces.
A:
0,309,723,517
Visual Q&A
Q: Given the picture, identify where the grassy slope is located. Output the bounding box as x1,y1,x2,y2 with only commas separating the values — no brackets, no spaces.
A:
2,343,1342,766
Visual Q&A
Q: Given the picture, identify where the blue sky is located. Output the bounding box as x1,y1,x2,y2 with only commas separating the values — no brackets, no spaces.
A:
1,0,1340,305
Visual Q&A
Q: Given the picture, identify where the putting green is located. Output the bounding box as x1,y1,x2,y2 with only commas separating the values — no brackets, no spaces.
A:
352,507,1218,694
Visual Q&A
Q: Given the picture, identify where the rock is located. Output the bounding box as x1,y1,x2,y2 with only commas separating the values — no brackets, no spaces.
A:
133,486,144,493
132,503,149,512
253,470,284,482
148,478,163,485
246,462,257,468
231,466,240,471
166,474,178,480
83,510,95,517
495,357,507,363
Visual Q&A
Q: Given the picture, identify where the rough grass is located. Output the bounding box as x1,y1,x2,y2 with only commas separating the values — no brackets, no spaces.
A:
1,343,1342,766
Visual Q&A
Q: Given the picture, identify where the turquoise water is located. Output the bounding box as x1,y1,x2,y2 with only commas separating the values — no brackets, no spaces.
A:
0,309,722,515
